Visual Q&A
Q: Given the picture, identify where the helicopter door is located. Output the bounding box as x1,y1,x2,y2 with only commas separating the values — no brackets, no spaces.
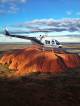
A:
52,40,55,45
51,40,59,48
52,40,57,46
45,40,50,45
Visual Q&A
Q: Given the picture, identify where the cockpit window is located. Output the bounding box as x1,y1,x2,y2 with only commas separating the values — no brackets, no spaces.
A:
52,40,54,44
55,40,60,45
45,40,50,44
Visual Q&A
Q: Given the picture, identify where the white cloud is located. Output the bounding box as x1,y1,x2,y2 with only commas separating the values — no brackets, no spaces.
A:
0,0,27,3
0,9,5,14
66,11,80,17
8,6,19,13
21,0,27,3
66,11,72,16
76,12,80,16
0,0,27,14
14,18,80,33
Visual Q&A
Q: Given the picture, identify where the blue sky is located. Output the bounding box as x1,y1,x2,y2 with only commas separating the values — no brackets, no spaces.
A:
0,0,80,36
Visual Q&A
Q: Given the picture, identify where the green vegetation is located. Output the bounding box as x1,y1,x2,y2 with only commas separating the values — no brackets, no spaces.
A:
0,64,15,78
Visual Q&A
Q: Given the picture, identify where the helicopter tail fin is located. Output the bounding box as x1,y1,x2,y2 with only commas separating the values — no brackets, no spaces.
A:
5,27,10,36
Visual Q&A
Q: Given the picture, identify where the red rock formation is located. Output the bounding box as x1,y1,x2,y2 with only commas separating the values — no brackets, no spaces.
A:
57,53,80,68
0,45,80,76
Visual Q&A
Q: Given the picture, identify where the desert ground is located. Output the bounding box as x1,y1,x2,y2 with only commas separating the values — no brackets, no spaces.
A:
0,43,80,54
0,43,80,106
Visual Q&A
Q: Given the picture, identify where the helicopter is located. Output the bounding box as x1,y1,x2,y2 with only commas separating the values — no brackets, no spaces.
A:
4,28,62,48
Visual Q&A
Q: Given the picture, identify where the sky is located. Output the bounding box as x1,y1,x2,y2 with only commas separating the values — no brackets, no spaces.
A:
0,0,80,42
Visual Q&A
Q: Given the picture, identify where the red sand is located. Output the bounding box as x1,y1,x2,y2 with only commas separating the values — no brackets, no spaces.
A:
0,45,80,76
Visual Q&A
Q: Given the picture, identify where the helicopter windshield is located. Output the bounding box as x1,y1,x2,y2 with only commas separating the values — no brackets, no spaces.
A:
55,40,60,45
52,40,55,44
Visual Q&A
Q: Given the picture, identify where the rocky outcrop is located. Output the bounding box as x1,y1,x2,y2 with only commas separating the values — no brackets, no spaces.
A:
0,45,80,76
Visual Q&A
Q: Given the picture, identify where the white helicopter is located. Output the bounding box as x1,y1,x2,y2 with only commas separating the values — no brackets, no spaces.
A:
4,28,62,48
